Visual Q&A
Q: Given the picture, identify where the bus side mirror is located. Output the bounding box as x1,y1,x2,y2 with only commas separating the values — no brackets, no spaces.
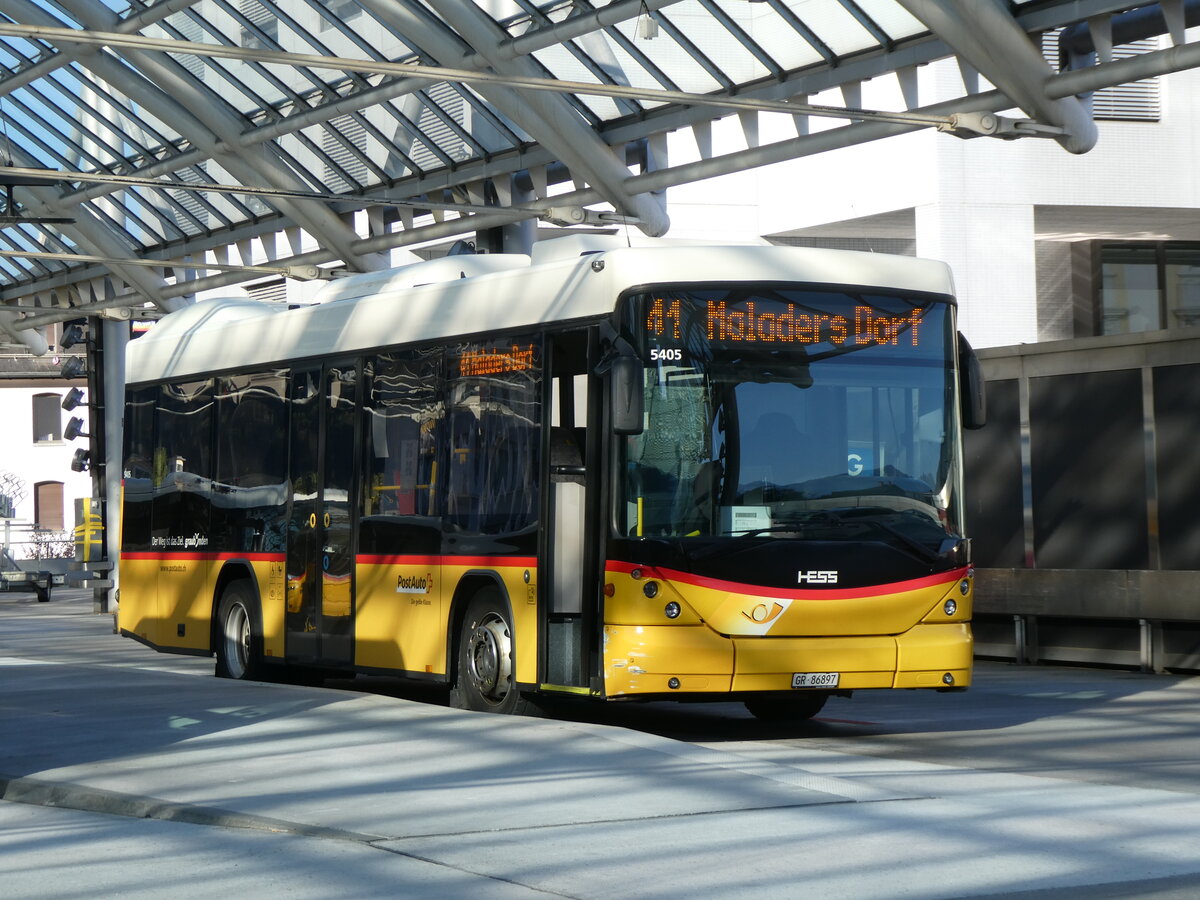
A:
610,356,644,435
958,333,987,430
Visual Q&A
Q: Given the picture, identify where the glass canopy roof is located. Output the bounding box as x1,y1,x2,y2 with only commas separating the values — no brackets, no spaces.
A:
0,0,1195,334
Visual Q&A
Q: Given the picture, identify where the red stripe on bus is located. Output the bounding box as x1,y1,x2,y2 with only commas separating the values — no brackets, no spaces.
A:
604,559,968,601
356,554,441,566
122,550,536,568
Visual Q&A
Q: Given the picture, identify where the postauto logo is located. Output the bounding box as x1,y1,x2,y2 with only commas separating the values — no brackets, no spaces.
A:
396,573,434,595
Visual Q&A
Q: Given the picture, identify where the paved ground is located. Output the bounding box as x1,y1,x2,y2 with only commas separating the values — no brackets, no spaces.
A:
3,589,1200,899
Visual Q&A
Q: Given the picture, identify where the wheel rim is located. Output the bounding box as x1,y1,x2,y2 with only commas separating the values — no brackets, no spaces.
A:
223,602,250,679
466,612,512,704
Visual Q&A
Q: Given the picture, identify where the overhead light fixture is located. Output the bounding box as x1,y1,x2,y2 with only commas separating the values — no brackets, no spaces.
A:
59,321,86,350
61,356,86,379
64,416,90,441
71,448,90,472
637,2,658,40
61,386,85,411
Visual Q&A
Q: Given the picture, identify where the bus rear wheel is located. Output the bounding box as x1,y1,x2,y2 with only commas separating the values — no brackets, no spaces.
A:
744,691,829,722
452,588,527,715
215,582,264,681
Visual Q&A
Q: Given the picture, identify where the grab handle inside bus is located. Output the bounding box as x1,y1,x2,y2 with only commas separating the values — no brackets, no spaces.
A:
610,356,644,435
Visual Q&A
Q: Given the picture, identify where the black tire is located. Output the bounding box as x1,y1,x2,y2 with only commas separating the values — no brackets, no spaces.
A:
744,691,829,722
451,587,528,715
215,581,264,680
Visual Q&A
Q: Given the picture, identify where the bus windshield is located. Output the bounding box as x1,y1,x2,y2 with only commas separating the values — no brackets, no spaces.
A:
618,286,962,559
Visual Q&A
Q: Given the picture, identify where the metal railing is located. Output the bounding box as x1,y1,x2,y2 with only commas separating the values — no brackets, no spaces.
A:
1,521,75,563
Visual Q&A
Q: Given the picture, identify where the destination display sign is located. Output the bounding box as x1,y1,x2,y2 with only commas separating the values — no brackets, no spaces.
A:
456,343,536,377
643,296,927,349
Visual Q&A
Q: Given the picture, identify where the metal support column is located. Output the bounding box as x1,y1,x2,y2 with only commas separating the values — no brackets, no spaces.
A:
100,317,126,616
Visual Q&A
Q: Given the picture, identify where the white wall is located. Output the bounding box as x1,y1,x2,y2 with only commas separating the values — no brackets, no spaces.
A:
0,384,94,545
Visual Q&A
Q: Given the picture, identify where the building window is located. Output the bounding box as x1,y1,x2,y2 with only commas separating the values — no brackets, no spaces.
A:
1166,246,1200,327
1099,243,1200,336
32,393,62,442
1043,31,1161,121
1101,246,1160,333
34,481,64,531
1099,243,1200,335
239,0,278,50
322,115,369,192
320,0,362,31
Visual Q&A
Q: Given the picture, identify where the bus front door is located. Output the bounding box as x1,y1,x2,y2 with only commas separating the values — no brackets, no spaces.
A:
543,330,598,688
286,362,359,668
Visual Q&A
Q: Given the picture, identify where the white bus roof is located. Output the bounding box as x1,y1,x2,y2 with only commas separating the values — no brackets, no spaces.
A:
127,239,955,385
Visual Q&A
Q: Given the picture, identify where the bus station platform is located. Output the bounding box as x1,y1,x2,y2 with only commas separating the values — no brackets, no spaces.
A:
3,589,1200,899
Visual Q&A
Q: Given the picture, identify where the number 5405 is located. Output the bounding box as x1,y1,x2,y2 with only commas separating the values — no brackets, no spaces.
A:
650,348,682,362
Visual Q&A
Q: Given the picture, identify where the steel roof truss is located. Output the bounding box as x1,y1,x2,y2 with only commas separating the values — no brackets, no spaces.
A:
62,0,383,272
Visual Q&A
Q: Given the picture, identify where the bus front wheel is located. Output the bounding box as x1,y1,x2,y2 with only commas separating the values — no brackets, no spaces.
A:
744,691,829,722
452,588,527,715
215,582,264,681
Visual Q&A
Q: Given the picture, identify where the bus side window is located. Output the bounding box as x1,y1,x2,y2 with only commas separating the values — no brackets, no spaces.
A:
214,371,288,553
152,379,213,548
122,387,157,553
446,338,542,537
447,406,481,531
364,351,443,523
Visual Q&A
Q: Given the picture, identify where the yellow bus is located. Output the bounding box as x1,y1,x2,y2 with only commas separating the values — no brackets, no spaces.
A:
117,237,984,719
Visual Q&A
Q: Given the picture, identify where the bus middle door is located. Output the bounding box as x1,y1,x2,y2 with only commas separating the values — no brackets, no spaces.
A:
286,361,359,668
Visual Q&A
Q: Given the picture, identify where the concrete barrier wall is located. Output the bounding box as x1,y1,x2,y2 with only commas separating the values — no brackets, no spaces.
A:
966,331,1200,673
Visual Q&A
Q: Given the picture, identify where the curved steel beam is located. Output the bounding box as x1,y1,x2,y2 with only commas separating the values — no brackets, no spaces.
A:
895,0,1097,153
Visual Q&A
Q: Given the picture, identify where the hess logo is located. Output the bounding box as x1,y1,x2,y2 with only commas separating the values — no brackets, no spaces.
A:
798,570,838,584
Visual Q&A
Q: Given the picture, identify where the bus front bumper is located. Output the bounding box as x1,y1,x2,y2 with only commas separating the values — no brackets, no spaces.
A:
602,623,973,697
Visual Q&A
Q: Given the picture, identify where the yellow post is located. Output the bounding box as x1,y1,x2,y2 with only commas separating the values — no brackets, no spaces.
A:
73,497,104,562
